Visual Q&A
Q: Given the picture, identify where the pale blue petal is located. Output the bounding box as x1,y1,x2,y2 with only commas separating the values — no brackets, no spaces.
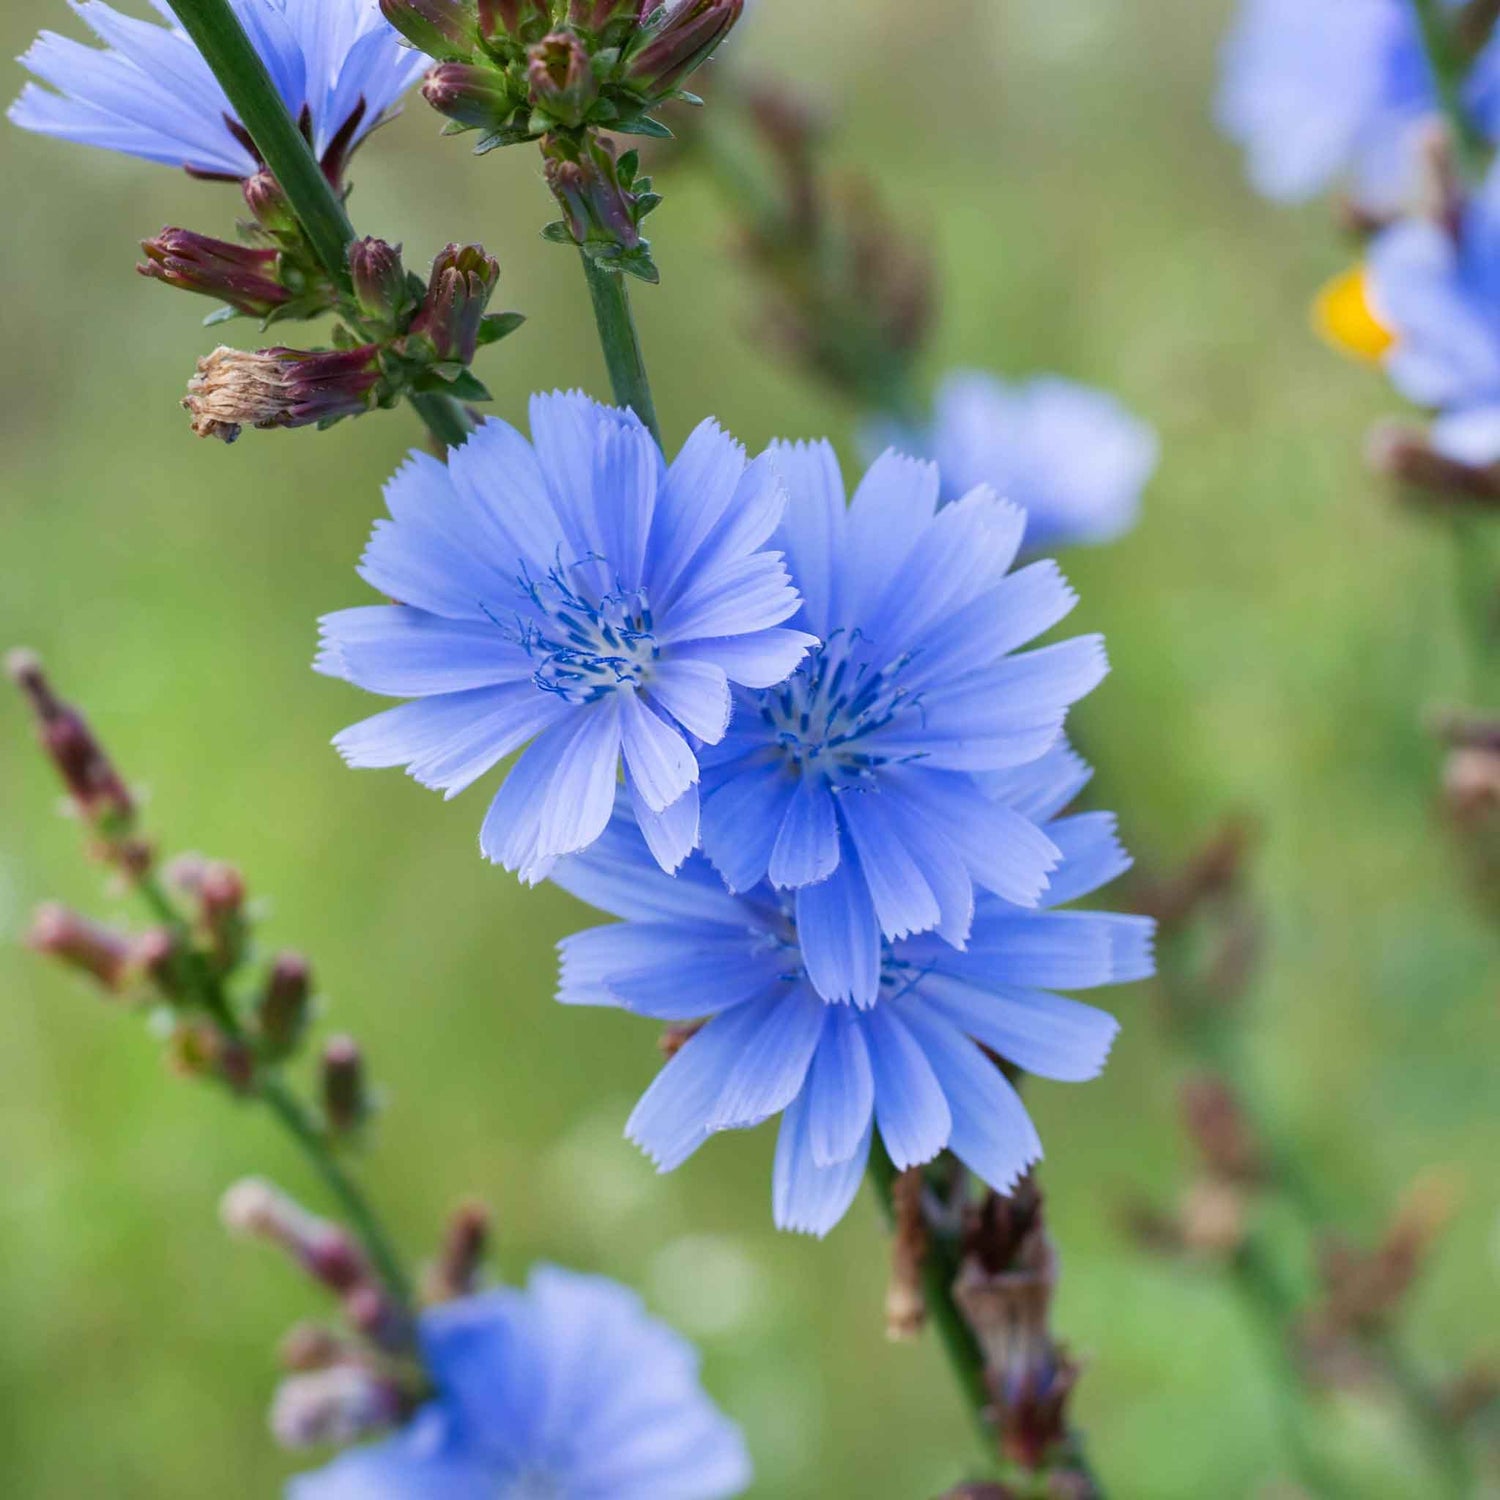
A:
670,629,819,688
657,552,801,645
287,1410,493,1500
318,607,532,697
767,776,840,889
479,716,581,882
700,758,797,892
629,776,701,874
795,846,883,1007
766,439,846,638
1430,401,1500,464
772,1090,872,1237
618,691,696,813
839,450,940,623
805,1007,876,1167
973,741,1093,821
647,658,732,744
837,789,940,941
536,701,624,863
648,419,750,600
863,1007,952,1169
706,987,826,1130
1038,812,1133,907
960,911,1156,989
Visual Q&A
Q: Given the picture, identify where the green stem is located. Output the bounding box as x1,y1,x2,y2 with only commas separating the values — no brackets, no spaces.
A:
261,1077,417,1314
1411,0,1491,175
580,254,662,445
160,0,469,449
866,1144,999,1465
131,873,416,1324
409,389,475,452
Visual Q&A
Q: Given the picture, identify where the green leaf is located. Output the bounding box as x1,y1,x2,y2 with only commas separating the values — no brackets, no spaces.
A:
477,311,527,345
613,115,673,139
540,220,578,246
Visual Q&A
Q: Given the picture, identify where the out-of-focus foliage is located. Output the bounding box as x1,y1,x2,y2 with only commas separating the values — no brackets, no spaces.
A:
0,1,1494,1495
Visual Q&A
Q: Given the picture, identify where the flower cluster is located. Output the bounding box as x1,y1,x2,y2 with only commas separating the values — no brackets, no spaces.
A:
324,415,1154,1228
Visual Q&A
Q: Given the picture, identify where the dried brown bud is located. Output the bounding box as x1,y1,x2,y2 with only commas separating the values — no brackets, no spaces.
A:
27,903,133,992
1366,420,1500,510
1179,1075,1262,1185
183,344,382,442
424,1200,491,1304
1179,1177,1250,1257
270,1366,404,1449
322,1035,370,1136
1132,819,1256,933
1443,745,1500,821
278,1322,351,1373
886,1168,928,1341
255,952,313,1060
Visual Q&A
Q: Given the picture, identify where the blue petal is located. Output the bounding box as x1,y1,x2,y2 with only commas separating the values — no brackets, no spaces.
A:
700,758,798,892
915,972,1120,1083
766,439,846,638
657,552,802,645
863,1006,952,1169
767,776,840,889
898,1003,1041,1192
318,607,532,697
670,629,819,689
839,450,941,624
958,910,1157,989
478,715,585,882
535,701,625,863
627,1002,772,1171
287,1410,493,1499
647,658,732,745
629,776,701,874
805,1007,876,1167
973,741,1093,822
647,419,750,601
706,987,827,1130
444,416,568,578
837,789,941,941
1038,812,1133,907
618,691,696,813
795,846,882,1007
772,1088,873,1237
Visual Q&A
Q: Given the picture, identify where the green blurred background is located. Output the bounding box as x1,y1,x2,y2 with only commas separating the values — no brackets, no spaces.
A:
1,0,1496,1494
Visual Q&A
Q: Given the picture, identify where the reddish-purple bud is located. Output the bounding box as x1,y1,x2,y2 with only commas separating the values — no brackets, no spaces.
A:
255,952,312,1060
7,651,142,865
421,61,516,130
321,1034,369,1136
221,1178,371,1294
242,170,299,236
348,237,411,326
130,926,182,996
410,244,501,365
182,344,383,442
626,0,743,99
568,0,647,35
542,132,642,253
27,904,133,992
479,0,553,46
527,31,598,128
378,0,478,59
423,1200,491,1303
270,1366,405,1449
139,229,292,319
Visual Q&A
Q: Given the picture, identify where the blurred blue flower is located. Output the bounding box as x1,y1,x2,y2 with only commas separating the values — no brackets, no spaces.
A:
318,393,814,882
870,373,1158,551
290,1266,751,1500
694,442,1107,1006
9,0,427,180
1367,161,1500,461
1217,0,1500,210
553,750,1153,1237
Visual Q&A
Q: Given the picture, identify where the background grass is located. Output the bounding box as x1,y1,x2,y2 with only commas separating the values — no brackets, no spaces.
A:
1,0,1496,1495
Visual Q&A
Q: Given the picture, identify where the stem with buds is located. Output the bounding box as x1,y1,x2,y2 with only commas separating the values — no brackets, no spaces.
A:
581,254,662,444
161,0,471,452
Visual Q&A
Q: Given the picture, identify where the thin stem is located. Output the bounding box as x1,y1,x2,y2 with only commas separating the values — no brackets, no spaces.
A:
161,0,469,449
131,873,417,1324
1411,0,1491,175
261,1077,417,1314
867,1144,998,1464
580,254,662,444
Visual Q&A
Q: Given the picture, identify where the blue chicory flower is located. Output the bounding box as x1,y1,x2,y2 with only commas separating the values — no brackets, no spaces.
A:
9,0,427,180
290,1265,751,1499
1217,0,1500,211
870,372,1159,552
318,393,815,882
552,748,1153,1237
693,441,1107,1007
1367,158,1500,463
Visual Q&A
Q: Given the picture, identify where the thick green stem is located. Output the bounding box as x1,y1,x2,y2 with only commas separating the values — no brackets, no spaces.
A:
580,254,662,444
867,1145,999,1465
161,0,469,448
1411,0,1491,175
132,873,416,1325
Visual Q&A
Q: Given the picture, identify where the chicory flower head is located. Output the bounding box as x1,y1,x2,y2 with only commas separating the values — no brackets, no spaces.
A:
1363,158,1500,463
290,1266,751,1499
696,441,1108,1007
1217,0,1500,211
870,372,1158,552
318,392,814,882
9,0,427,180
554,749,1153,1236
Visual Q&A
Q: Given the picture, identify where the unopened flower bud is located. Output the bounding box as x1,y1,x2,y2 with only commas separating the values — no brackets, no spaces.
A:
478,0,553,47
130,926,182,997
568,0,647,37
1179,1075,1262,1185
1444,744,1500,821
27,903,133,992
167,1019,256,1092
139,229,291,319
255,952,313,1061
423,1200,491,1303
528,32,598,128
182,344,382,442
378,0,478,59
270,1366,404,1449
421,61,517,131
411,244,501,365
321,1034,370,1136
348,238,411,327
7,651,145,868
221,1177,371,1293
1366,420,1500,510
198,860,248,971
242,170,298,237
542,133,657,277
279,1322,350,1372
625,0,744,100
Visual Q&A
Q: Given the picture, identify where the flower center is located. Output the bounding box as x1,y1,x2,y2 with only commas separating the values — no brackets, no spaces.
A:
504,560,659,705
759,634,916,784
